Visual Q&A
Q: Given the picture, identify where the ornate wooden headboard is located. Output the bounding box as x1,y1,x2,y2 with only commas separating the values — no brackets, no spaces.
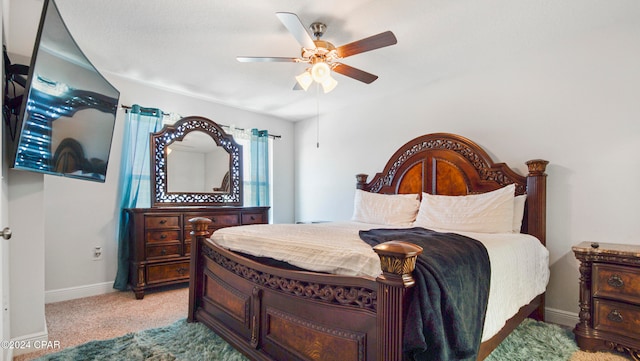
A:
356,133,548,245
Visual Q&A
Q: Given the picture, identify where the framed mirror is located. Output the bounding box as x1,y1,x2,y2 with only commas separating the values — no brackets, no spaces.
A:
150,116,243,207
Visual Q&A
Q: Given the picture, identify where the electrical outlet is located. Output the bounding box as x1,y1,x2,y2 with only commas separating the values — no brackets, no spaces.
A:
93,246,103,261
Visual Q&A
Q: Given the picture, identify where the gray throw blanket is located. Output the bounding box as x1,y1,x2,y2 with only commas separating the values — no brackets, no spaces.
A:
359,227,490,361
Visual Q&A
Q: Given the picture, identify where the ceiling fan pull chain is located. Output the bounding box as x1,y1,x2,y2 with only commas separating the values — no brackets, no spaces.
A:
316,83,320,148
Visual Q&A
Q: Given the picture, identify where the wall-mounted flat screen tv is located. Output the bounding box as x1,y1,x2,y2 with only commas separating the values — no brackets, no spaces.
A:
6,0,119,182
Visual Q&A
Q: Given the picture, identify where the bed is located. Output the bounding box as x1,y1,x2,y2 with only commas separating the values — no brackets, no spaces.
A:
187,133,549,361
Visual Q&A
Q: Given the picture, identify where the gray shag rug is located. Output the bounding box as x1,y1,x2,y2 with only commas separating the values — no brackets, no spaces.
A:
485,318,578,361
36,318,577,361
34,319,248,361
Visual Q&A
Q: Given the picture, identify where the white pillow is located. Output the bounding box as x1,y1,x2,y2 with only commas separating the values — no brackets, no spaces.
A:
414,184,516,233
351,189,420,226
513,194,527,233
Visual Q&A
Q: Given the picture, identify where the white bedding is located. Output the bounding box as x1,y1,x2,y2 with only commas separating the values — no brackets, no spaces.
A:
211,221,549,342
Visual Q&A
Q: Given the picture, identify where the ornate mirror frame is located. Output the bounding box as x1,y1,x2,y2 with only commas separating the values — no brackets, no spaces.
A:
150,116,243,207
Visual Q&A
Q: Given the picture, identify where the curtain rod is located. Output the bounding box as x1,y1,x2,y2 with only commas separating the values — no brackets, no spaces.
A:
120,104,281,139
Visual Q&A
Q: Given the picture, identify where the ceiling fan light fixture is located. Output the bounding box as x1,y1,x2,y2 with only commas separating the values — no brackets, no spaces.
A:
311,61,331,83
321,76,338,93
295,70,313,91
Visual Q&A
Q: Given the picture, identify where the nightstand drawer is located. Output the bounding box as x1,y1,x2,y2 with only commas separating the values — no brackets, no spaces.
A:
573,242,640,358
146,244,181,259
593,299,640,337
147,261,190,284
146,230,181,244
593,263,640,304
145,215,180,229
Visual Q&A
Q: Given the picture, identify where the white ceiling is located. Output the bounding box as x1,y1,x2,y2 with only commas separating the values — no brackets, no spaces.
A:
6,0,638,121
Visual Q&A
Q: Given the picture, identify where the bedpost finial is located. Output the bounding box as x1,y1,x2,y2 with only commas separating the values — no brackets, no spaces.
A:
356,174,368,189
189,217,212,235
526,159,548,176
373,241,423,287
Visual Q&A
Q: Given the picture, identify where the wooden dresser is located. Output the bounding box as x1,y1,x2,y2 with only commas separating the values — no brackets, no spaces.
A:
573,241,640,360
126,206,269,299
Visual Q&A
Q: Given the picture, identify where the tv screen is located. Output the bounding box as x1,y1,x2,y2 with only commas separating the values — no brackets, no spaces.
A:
6,0,119,182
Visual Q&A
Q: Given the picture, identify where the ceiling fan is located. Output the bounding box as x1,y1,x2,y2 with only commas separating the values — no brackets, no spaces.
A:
237,12,397,93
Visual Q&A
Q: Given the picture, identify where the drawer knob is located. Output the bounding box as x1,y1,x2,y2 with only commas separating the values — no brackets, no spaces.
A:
177,267,188,275
159,219,167,224
160,234,167,239
161,248,167,255
211,217,216,223
607,274,624,288
607,309,623,323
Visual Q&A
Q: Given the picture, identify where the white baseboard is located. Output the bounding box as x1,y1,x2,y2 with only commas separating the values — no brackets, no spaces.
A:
45,281,116,304
10,327,48,357
545,307,579,328
3,348,13,361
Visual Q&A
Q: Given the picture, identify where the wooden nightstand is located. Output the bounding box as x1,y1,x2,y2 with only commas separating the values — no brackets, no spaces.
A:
572,242,640,360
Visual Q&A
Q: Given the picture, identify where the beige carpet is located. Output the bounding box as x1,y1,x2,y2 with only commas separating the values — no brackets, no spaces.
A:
13,285,632,361
14,286,188,361
572,352,631,361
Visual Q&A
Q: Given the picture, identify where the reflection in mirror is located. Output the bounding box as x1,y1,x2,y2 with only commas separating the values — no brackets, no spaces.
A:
167,131,230,193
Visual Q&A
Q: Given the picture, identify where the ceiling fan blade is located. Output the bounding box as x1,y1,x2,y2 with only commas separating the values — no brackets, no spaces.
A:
237,56,299,63
275,12,316,50
333,63,378,84
336,31,397,58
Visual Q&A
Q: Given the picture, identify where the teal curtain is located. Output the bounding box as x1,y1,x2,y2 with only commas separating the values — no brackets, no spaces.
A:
248,129,269,207
113,105,164,291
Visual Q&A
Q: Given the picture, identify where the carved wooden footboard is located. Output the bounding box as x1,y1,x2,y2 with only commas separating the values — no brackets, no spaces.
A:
188,218,422,361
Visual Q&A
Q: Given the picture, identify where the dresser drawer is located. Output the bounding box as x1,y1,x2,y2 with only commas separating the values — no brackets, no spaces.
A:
146,244,181,259
145,215,180,229
593,263,640,304
184,242,191,256
146,230,181,244
147,261,190,284
593,299,640,337
242,212,266,224
185,213,240,229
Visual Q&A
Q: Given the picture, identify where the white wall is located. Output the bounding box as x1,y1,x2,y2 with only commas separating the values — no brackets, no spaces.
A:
294,6,640,320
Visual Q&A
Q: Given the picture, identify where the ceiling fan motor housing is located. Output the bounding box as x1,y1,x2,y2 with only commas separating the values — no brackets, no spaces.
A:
309,22,326,38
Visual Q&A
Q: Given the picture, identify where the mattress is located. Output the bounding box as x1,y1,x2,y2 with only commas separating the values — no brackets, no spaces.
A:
211,221,550,342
